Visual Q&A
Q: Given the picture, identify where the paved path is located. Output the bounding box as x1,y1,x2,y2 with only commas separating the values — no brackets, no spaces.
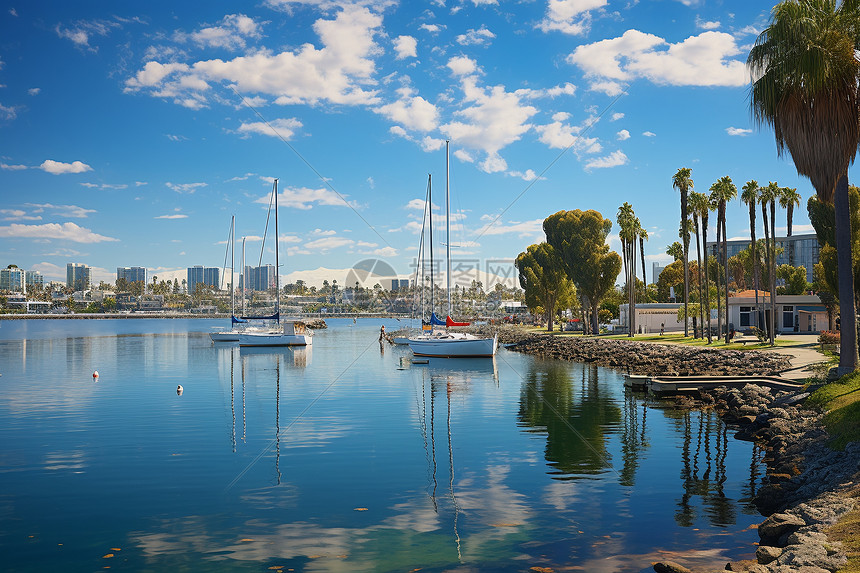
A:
755,334,830,381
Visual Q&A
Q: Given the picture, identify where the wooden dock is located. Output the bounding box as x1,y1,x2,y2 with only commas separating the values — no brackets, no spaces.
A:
623,374,804,396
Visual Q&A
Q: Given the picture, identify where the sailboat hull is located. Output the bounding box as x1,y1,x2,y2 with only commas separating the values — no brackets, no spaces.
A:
407,333,497,357
210,331,240,342
238,332,312,347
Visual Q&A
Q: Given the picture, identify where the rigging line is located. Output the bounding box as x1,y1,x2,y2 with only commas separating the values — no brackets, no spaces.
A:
229,85,392,249
495,351,622,479
473,90,627,242
224,337,377,493
259,180,275,269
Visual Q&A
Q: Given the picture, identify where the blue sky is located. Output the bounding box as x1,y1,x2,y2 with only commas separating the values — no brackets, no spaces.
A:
0,0,819,289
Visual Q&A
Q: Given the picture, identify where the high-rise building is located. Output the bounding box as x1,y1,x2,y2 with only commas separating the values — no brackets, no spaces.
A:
67,263,91,291
243,265,276,291
705,233,819,282
25,270,44,289
0,267,24,291
117,266,146,284
187,266,220,294
390,279,410,291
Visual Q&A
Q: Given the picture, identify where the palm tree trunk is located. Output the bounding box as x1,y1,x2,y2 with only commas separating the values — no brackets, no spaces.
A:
749,204,759,332
702,212,712,343
630,239,636,336
640,236,647,289
694,215,704,339
723,202,730,343
835,175,858,373
715,209,723,340
771,200,777,344
761,201,770,341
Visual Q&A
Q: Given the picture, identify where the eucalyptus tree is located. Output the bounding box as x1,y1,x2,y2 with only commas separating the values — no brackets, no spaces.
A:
673,168,694,336
544,209,622,334
689,191,710,338
780,187,802,265
748,0,860,371
741,180,761,330
516,242,572,331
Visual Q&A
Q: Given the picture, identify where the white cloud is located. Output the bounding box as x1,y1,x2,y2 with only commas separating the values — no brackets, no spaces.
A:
405,198,439,211
155,214,189,219
0,102,18,121
28,87,40,96
642,131,656,137
55,19,120,50
376,90,439,132
696,17,720,30
1,163,28,170
456,27,495,46
0,222,118,243
166,182,207,193
454,148,474,163
80,182,128,190
440,77,537,169
726,126,753,136
617,129,630,140
237,117,303,139
589,80,624,96
26,203,96,218
420,23,441,33
304,236,354,251
186,14,264,50
507,169,539,181
585,150,628,170
393,35,417,59
517,82,576,100
0,209,40,221
611,112,624,121
538,0,608,35
126,6,383,107
369,246,398,257
477,218,543,237
534,116,600,154
569,29,747,88
447,55,478,76
39,160,93,175
253,186,353,210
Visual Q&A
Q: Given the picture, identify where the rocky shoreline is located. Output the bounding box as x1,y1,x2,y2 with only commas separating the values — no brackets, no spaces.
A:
468,326,791,376
472,327,858,573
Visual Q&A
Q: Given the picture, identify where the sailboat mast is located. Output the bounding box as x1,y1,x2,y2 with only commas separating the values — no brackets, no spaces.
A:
230,215,235,318
274,179,280,322
429,174,434,317
446,140,451,318
241,236,246,316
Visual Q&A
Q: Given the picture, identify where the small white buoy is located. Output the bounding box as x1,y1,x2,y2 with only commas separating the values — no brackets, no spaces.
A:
176,385,183,395
92,370,99,379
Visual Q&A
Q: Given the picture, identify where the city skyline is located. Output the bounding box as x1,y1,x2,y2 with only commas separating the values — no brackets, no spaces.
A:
0,1,824,289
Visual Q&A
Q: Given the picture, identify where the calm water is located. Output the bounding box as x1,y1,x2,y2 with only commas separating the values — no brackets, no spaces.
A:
0,318,765,572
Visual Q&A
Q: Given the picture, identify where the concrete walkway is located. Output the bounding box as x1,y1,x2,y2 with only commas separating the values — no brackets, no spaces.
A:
755,334,830,381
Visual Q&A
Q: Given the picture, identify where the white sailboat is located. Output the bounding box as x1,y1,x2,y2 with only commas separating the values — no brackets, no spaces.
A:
210,215,240,342
407,142,497,358
238,179,313,347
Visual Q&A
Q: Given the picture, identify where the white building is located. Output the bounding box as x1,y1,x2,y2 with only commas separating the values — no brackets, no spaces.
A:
728,290,827,334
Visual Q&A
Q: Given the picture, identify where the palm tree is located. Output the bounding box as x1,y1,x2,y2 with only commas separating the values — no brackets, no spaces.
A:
779,186,802,265
748,0,860,372
689,191,710,338
617,202,638,337
673,167,694,337
760,182,780,345
701,195,714,343
708,182,724,340
712,176,737,343
741,180,761,332
639,227,648,289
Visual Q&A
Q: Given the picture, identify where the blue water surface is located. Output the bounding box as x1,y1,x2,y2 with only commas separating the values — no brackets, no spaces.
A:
0,318,764,572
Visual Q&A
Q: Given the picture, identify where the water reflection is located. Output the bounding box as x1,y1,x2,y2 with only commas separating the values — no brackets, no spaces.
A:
517,361,621,479
673,409,739,527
